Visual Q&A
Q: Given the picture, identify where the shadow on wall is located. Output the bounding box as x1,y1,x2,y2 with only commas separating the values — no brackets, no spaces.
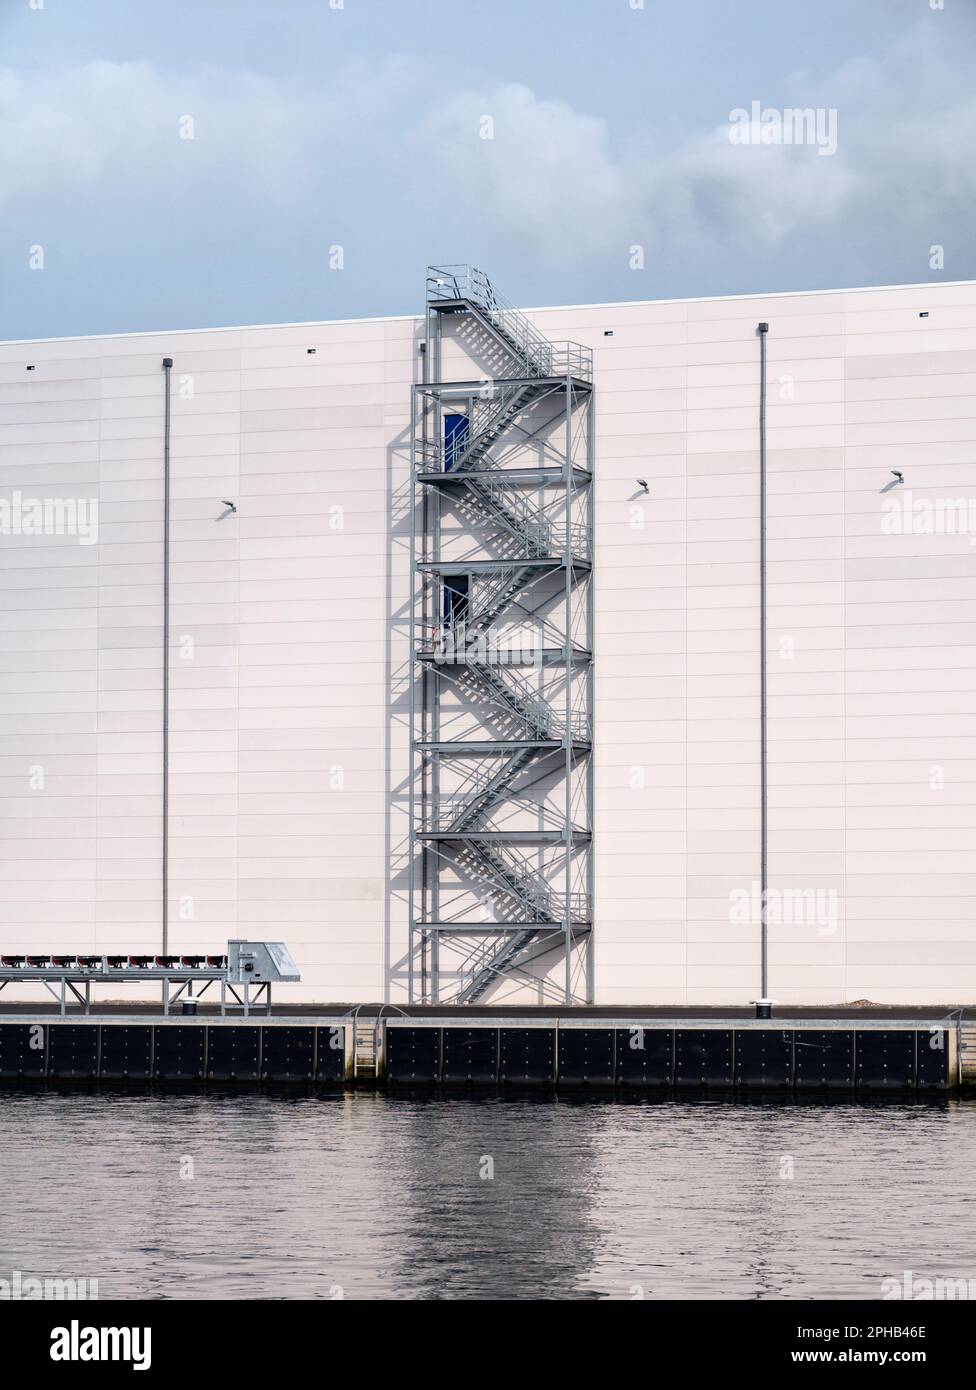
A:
384,323,424,1003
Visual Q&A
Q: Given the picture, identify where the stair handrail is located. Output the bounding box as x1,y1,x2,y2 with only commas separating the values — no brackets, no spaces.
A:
466,841,554,920
428,264,554,378
428,266,594,384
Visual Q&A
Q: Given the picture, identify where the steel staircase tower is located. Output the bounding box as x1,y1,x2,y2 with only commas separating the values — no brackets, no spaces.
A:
408,265,594,1005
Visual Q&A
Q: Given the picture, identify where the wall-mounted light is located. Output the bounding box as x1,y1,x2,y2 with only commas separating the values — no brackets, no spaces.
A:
603,330,614,337
636,478,649,494
891,470,904,484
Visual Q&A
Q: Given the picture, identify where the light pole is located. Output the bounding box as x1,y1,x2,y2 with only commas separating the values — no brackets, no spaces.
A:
756,323,772,1021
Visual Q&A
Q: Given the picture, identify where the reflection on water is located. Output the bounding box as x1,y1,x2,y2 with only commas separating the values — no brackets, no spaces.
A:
1,1088,974,1300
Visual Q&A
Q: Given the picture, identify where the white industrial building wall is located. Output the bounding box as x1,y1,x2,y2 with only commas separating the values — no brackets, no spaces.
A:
530,281,976,1006
0,317,416,1001
1,279,975,1004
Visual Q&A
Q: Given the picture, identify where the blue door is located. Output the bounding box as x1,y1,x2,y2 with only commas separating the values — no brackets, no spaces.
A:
443,574,470,629
444,413,470,472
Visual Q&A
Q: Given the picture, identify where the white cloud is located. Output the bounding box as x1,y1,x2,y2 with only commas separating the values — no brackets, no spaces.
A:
1,16,972,331
5,27,972,264
0,55,421,212
416,22,976,275
417,83,634,263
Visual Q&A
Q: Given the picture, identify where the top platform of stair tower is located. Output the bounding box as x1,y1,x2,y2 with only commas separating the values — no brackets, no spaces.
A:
427,264,594,385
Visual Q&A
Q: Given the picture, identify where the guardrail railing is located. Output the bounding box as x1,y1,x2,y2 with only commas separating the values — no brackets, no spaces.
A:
427,264,593,382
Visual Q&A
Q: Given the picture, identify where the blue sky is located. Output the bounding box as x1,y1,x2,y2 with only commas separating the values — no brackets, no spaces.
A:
2,0,974,338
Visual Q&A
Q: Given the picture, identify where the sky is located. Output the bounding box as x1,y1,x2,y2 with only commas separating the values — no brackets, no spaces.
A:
2,0,975,339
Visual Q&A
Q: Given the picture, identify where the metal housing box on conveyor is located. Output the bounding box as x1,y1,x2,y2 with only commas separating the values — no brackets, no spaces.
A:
227,941,300,985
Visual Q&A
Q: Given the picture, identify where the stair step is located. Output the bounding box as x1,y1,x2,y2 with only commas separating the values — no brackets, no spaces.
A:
959,1027,976,1080
353,1024,377,1078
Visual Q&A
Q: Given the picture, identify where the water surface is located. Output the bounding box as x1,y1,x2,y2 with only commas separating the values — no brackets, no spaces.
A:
2,1088,974,1299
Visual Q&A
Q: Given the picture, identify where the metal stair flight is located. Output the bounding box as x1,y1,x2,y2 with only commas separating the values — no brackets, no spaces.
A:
411,264,594,1005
